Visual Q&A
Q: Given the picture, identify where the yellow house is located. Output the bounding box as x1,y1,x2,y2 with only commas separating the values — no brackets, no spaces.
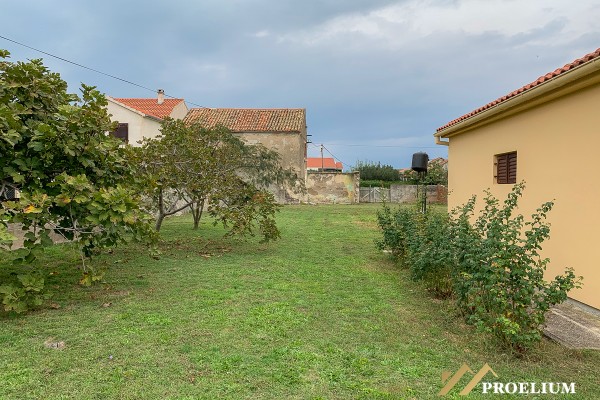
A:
434,47,600,311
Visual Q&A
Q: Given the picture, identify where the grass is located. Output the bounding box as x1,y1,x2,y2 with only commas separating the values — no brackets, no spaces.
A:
1,204,599,399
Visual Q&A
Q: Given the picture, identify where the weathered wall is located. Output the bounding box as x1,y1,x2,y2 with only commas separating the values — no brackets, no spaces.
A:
239,131,307,203
390,184,448,204
3,224,68,250
358,185,448,203
239,131,306,178
306,172,359,204
446,81,600,309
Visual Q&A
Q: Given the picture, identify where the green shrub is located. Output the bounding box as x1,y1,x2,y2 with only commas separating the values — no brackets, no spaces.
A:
450,183,581,352
377,182,582,352
375,202,412,259
408,210,454,298
0,273,49,313
376,203,453,297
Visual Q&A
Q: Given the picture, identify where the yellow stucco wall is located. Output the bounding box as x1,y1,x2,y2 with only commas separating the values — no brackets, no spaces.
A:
447,82,600,310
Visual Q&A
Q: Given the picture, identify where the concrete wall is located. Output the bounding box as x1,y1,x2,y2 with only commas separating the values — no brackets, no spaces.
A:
445,80,600,309
306,172,359,204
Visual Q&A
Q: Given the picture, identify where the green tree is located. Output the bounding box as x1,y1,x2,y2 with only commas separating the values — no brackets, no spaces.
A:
0,50,154,310
353,161,400,181
400,160,448,185
132,119,302,241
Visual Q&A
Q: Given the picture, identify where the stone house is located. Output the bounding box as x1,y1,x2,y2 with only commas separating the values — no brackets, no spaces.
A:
184,108,308,202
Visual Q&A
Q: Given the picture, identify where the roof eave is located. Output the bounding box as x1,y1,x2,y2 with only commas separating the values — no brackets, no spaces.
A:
107,97,148,118
434,55,600,141
107,97,176,121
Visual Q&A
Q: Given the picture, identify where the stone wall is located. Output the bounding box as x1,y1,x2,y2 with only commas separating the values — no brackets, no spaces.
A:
3,224,68,250
239,131,307,203
306,172,359,204
390,184,448,204
359,184,448,204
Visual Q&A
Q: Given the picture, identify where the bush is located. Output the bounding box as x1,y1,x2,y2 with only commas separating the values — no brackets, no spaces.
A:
376,202,453,297
0,273,49,313
376,202,412,259
450,183,581,352
377,182,582,352
408,210,454,298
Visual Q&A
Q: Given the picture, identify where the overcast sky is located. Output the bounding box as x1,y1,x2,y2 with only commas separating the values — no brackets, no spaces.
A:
2,1,599,168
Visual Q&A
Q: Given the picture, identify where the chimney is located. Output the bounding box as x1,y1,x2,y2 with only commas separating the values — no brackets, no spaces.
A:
157,89,165,104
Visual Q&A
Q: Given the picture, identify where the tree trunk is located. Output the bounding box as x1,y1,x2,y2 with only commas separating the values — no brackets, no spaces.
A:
155,188,193,231
192,198,205,229
155,189,165,231
155,212,165,231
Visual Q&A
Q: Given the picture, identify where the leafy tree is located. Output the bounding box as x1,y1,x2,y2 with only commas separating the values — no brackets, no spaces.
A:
400,160,448,185
0,50,154,311
132,119,302,241
353,161,400,181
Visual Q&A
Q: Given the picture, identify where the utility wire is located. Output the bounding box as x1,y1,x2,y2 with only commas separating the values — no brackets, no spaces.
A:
308,142,349,168
321,145,351,169
0,34,207,108
321,143,439,149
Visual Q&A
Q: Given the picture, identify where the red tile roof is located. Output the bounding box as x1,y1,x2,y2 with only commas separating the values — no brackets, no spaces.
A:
437,47,600,132
110,98,185,119
307,157,342,170
429,157,448,166
184,108,306,132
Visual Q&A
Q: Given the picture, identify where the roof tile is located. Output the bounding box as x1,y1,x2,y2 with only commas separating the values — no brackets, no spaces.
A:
437,47,600,132
111,98,184,119
307,157,342,169
184,108,306,132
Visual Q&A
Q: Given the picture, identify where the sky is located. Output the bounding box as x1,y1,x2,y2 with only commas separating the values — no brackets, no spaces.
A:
2,0,599,169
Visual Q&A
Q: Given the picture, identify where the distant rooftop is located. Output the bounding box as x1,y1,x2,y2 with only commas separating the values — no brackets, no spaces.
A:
109,97,185,119
184,108,306,132
307,157,342,170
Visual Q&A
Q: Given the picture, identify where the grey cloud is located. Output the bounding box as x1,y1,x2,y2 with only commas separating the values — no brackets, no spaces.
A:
1,0,598,167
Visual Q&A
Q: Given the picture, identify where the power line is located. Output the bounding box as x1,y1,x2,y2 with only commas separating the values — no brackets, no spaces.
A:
0,34,207,109
322,146,351,169
321,143,440,149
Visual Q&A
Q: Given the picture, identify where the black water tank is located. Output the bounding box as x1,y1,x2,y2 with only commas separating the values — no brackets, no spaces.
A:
411,152,429,172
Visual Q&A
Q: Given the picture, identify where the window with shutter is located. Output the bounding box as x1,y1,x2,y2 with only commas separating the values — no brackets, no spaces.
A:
111,123,129,143
495,152,517,184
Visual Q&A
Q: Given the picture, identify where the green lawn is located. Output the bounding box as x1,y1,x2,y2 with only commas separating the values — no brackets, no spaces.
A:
1,204,599,399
